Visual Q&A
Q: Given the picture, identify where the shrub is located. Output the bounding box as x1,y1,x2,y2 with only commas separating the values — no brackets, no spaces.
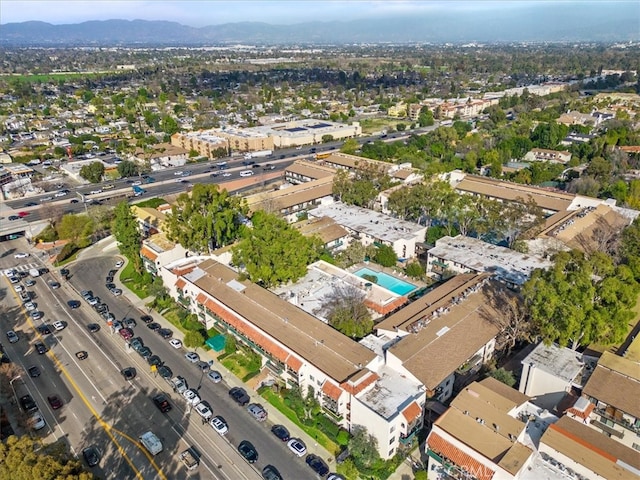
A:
336,429,350,446
36,224,58,243
224,335,237,355
362,273,378,283
405,261,425,279
56,242,78,262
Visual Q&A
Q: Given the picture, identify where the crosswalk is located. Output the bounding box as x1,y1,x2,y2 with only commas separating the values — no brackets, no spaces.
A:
1,263,40,277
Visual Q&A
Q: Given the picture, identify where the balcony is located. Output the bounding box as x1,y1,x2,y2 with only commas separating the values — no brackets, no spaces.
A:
177,296,190,308
592,419,625,439
322,407,343,423
595,408,640,434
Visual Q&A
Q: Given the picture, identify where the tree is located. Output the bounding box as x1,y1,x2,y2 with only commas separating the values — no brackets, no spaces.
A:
184,330,205,351
79,161,104,183
0,435,94,480
336,458,360,480
485,286,532,356
111,201,142,271
374,244,397,267
57,214,94,245
322,134,334,143
488,368,516,387
417,107,434,127
322,285,373,339
165,184,248,254
232,211,321,288
117,160,138,178
341,138,360,155
522,250,638,349
349,425,380,470
405,261,425,279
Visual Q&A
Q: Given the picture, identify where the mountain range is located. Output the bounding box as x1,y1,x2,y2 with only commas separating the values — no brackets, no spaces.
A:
1,7,637,46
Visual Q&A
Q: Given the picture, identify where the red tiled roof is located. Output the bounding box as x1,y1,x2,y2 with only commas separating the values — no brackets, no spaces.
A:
340,372,379,395
427,433,495,480
286,355,303,372
175,278,186,290
172,266,195,276
322,381,343,401
566,402,595,420
402,401,422,423
204,297,289,362
140,246,158,261
196,293,207,305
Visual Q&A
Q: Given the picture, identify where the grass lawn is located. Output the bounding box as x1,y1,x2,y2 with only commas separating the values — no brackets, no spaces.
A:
1,72,101,82
119,262,151,299
359,117,404,134
260,388,339,455
220,351,260,381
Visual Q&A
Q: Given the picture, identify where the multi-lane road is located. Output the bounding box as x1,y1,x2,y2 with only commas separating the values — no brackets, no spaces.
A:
0,237,317,479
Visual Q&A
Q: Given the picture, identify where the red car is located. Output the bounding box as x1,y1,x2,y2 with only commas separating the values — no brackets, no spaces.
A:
48,395,63,410
119,327,133,340
17,211,30,218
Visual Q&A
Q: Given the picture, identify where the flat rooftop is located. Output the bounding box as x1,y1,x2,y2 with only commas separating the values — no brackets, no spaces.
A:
249,119,358,138
293,216,349,245
521,342,584,384
428,235,552,285
355,365,424,420
308,202,425,243
271,261,402,322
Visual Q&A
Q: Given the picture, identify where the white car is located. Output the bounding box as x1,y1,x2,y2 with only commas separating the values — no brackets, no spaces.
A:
210,415,228,435
14,284,24,293
89,189,102,195
115,260,124,268
54,191,68,197
14,252,29,258
131,181,142,186
173,171,184,176
31,411,46,431
182,388,201,406
195,402,213,421
222,172,232,177
169,339,182,349
185,352,200,363
52,321,66,331
24,301,37,312
287,438,307,457
110,288,122,296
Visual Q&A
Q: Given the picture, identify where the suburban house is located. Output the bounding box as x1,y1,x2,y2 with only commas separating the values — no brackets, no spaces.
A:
376,273,502,403
159,257,426,459
426,235,552,288
245,176,335,223
308,202,427,259
523,148,572,164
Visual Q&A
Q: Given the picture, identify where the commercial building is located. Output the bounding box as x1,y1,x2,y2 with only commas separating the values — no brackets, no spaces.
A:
308,202,427,259
171,131,228,159
248,119,361,148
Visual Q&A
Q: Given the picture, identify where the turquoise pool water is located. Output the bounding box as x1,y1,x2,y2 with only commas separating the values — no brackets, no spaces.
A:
354,267,417,296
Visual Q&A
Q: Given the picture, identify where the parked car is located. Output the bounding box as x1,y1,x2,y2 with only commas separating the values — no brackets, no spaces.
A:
207,370,222,383
157,328,173,339
287,438,307,457
237,440,258,464
306,454,330,476
147,354,162,367
169,339,182,349
31,411,46,431
247,403,268,422
52,321,66,331
157,365,173,379
147,322,161,331
195,401,213,421
115,259,124,268
185,351,200,363
210,415,228,435
140,315,153,324
121,367,136,380
229,387,250,406
123,318,137,328
20,394,38,413
25,278,36,287
262,465,283,480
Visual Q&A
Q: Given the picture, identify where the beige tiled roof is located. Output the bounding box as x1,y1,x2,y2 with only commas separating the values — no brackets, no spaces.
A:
285,161,336,180
245,177,333,212
478,377,530,406
541,417,640,479
385,275,501,390
192,260,376,382
455,175,574,212
294,216,349,244
583,352,640,418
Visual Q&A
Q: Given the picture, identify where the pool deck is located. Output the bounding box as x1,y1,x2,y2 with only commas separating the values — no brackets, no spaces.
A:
347,261,429,293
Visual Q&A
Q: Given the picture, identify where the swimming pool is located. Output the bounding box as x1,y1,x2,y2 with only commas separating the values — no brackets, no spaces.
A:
354,267,417,296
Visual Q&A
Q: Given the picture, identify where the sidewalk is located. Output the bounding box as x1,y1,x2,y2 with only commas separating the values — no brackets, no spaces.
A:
110,253,337,470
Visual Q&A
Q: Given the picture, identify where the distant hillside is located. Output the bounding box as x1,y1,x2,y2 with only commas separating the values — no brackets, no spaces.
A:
1,7,637,47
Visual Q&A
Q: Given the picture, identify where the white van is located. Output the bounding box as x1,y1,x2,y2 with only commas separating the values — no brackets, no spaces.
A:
239,170,254,177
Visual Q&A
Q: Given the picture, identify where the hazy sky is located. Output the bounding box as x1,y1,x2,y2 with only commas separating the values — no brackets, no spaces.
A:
1,0,634,26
